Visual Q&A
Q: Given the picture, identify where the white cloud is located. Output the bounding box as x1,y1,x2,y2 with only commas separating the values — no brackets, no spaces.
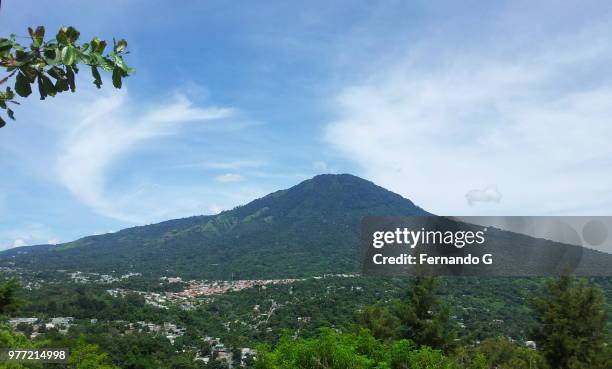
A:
466,186,502,206
325,20,612,215
56,90,232,223
12,238,27,247
215,173,243,183
47,238,61,245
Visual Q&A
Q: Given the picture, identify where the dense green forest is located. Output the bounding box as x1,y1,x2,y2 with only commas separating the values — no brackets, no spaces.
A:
1,273,611,368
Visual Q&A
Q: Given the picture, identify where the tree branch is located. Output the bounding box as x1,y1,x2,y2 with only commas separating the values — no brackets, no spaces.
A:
0,69,16,85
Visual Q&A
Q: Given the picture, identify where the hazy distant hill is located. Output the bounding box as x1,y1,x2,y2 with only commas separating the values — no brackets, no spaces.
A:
0,174,429,278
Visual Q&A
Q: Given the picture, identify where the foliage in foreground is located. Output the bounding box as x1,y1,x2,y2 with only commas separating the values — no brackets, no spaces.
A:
0,278,20,315
0,327,118,369
256,328,484,369
0,26,133,127
531,274,610,369
0,274,610,368
257,275,611,369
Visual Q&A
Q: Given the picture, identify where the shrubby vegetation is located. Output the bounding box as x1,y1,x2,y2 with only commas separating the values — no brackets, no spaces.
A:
256,275,610,369
1,273,610,368
255,329,547,369
256,329,479,369
531,275,611,369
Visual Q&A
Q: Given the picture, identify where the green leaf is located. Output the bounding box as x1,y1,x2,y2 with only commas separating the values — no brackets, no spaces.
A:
41,75,57,97
28,26,45,47
14,50,31,64
47,66,66,80
91,38,107,54
12,43,24,52
6,88,14,100
99,57,114,72
0,39,12,57
114,39,128,53
114,56,130,72
7,108,15,120
56,27,68,45
44,47,61,64
43,47,56,59
0,116,6,128
91,66,103,88
37,74,47,100
66,67,76,92
61,46,77,65
22,67,37,82
65,27,80,43
55,78,69,92
15,72,32,98
90,54,112,70
112,67,122,88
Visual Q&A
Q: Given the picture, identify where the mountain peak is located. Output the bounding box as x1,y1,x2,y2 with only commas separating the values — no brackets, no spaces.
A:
309,173,367,182
245,173,426,218
300,173,382,191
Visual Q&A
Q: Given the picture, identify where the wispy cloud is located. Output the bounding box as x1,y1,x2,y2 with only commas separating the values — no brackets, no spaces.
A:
56,90,232,223
326,19,612,215
12,238,27,247
313,161,337,173
215,173,243,183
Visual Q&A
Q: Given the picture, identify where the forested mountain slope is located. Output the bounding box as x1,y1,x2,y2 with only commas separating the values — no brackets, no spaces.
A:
0,174,428,278
3,173,611,279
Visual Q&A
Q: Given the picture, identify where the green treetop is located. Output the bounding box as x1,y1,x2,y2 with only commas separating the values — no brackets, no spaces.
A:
530,274,610,369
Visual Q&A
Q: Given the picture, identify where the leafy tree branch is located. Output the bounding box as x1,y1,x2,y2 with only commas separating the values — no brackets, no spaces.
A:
0,26,133,128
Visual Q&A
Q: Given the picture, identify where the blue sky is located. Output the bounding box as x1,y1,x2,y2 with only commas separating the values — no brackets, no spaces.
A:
1,1,612,249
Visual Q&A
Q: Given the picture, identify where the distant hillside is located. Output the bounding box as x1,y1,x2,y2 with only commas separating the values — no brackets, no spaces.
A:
0,174,429,278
